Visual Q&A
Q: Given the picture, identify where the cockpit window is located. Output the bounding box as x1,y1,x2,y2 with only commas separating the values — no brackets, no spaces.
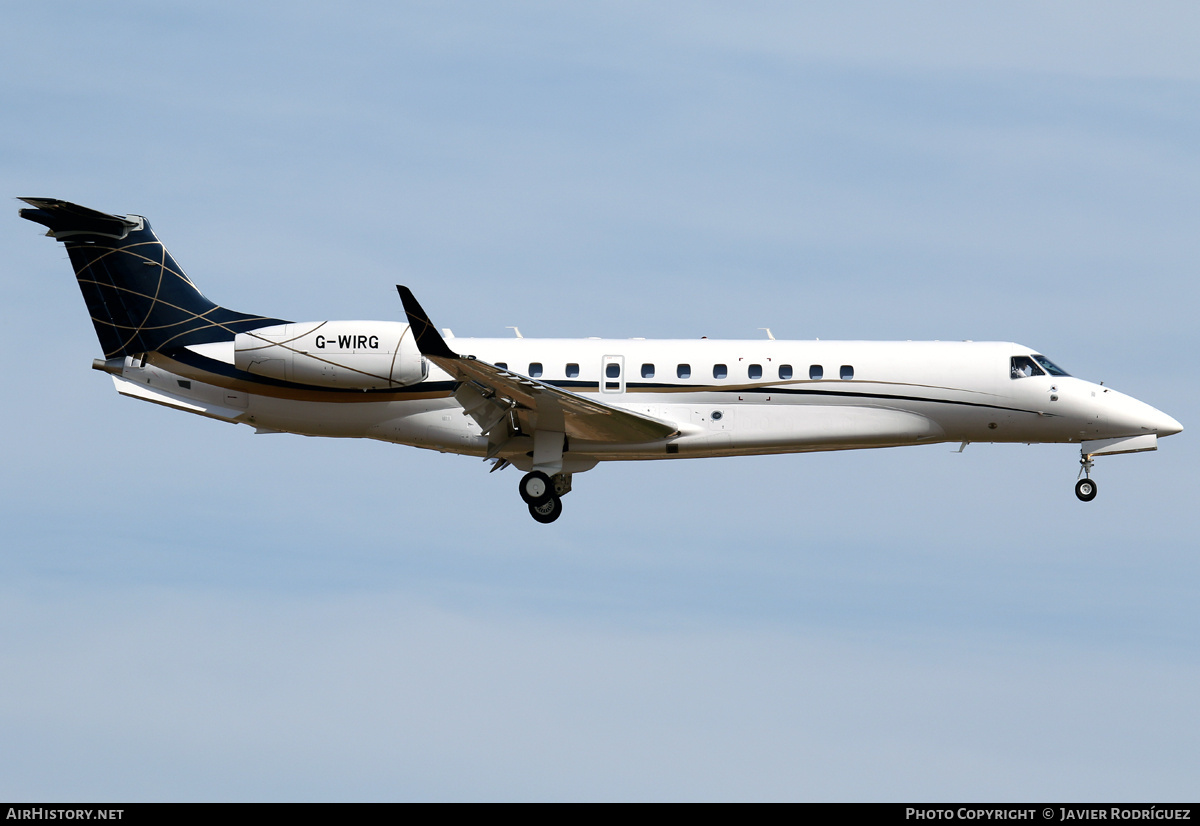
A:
1032,355,1070,377
1010,356,1045,379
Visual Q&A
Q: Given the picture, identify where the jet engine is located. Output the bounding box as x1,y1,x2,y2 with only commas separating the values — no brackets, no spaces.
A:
234,321,428,389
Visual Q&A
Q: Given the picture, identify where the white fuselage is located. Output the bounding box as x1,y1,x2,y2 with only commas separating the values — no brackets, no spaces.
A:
111,334,1180,473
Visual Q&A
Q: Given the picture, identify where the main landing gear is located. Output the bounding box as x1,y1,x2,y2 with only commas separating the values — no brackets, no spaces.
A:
1075,453,1098,502
519,470,572,523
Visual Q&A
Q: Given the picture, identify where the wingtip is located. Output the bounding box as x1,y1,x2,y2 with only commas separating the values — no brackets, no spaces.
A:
396,285,458,360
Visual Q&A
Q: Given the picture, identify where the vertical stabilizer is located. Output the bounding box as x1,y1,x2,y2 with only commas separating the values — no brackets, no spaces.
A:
19,198,287,358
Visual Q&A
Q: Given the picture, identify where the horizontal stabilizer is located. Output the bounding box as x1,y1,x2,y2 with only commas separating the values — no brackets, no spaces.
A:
18,197,142,240
110,375,247,423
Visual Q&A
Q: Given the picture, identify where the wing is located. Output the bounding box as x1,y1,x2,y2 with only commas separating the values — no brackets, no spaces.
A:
396,286,679,443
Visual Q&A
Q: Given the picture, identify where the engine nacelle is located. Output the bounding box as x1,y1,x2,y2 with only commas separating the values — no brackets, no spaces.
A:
234,321,428,389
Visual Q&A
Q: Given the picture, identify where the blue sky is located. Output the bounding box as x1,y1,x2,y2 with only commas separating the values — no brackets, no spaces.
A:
2,2,1198,801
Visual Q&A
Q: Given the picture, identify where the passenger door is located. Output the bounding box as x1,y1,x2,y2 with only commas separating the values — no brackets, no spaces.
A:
601,355,625,394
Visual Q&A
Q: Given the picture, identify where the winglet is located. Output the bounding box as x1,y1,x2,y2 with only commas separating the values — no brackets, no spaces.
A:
396,286,459,360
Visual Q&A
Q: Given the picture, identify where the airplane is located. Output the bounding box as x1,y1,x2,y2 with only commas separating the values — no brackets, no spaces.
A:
20,197,1183,523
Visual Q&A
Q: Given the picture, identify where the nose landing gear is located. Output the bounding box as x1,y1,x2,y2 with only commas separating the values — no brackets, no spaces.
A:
1075,453,1098,502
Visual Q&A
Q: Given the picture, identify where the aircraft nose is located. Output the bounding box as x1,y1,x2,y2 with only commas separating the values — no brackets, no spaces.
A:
1101,389,1183,438
1119,396,1182,437
1152,409,1183,437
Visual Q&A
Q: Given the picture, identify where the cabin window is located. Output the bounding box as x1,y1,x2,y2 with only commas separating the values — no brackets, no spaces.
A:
713,364,728,379
748,364,762,379
529,362,543,378
1010,356,1045,379
677,364,691,379
779,364,793,380
840,365,854,380
641,363,655,379
495,362,507,370
606,363,621,378
566,363,580,378
809,365,823,380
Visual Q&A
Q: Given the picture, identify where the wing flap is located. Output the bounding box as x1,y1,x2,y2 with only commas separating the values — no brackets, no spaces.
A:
452,357,678,441
396,286,679,443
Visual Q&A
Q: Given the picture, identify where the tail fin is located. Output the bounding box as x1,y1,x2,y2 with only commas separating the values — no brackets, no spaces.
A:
20,198,287,358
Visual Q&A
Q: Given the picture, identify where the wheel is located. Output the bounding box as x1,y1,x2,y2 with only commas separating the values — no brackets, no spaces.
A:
1075,478,1098,502
528,495,563,523
519,471,553,506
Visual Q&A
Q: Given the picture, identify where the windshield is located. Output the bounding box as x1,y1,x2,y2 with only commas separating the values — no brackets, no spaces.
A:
1032,355,1070,377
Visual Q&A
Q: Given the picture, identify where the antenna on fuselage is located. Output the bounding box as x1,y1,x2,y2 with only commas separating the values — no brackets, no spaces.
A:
506,326,523,338
758,328,775,340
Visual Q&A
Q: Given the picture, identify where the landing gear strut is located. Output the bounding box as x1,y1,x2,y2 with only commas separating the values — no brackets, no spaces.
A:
518,470,571,523
1075,454,1098,502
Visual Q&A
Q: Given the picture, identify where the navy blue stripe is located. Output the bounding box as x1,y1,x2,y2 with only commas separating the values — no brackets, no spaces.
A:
553,379,1044,416
706,384,1044,415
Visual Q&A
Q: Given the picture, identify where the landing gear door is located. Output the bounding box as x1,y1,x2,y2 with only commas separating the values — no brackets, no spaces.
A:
601,355,625,394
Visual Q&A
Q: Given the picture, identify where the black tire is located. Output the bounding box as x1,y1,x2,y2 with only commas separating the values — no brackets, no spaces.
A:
519,470,553,506
1075,478,1098,502
528,495,563,524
